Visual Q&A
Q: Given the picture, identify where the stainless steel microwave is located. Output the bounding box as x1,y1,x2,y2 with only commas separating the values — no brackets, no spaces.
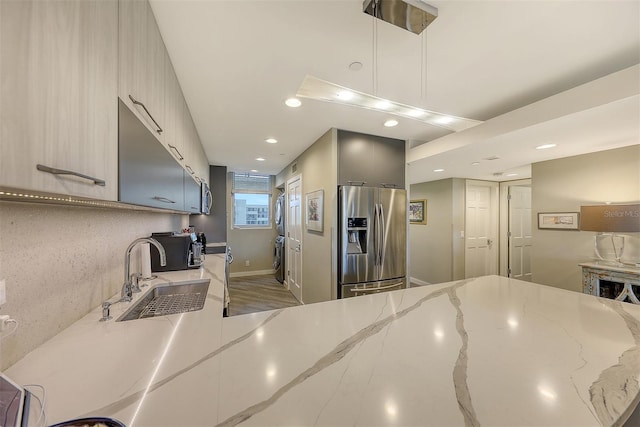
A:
201,181,212,215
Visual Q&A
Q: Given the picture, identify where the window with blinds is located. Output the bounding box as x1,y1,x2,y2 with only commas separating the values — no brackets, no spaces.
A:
232,173,273,227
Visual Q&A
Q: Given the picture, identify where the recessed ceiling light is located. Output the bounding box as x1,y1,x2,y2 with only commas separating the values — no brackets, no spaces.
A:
336,90,354,101
285,98,301,108
265,138,278,144
471,162,480,166
250,169,258,172
256,157,265,161
506,173,519,177
376,100,391,110
536,143,557,150
384,119,398,127
434,168,444,172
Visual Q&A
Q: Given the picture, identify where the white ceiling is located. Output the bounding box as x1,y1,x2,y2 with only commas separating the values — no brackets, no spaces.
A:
149,0,640,183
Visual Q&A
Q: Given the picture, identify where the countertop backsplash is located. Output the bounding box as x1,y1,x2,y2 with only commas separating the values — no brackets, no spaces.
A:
0,200,188,370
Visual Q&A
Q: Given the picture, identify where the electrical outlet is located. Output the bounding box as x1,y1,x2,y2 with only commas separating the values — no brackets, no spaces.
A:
245,260,250,267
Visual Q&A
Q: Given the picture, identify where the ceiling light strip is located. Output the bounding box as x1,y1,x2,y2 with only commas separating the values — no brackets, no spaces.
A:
296,75,482,132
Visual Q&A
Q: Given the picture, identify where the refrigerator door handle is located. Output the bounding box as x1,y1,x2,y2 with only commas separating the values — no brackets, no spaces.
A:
373,203,379,266
379,203,385,267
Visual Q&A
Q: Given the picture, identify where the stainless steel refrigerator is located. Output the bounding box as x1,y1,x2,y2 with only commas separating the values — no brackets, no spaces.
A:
338,186,407,298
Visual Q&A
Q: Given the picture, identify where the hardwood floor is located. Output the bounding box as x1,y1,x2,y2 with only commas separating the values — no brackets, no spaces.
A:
228,274,300,316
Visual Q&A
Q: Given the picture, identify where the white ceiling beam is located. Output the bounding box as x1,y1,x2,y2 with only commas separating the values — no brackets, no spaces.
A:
408,64,640,164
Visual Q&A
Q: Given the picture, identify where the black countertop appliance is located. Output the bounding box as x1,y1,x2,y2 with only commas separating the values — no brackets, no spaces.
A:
150,232,192,272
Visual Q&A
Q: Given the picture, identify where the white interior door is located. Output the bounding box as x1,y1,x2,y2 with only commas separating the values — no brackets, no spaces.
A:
287,176,303,303
465,181,499,278
508,185,532,281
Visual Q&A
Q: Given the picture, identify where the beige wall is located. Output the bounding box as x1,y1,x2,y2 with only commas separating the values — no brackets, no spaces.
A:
276,129,338,303
531,145,640,292
226,173,277,275
451,178,466,280
0,202,186,369
409,178,465,285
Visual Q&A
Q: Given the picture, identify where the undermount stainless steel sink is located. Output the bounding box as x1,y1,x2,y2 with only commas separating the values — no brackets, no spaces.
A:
117,279,210,322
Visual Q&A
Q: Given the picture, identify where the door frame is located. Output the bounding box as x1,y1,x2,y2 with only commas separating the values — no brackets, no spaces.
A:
285,174,303,301
498,179,532,277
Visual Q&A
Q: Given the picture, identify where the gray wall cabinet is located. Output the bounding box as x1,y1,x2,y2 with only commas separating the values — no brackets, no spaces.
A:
184,175,202,214
119,100,185,211
337,130,406,189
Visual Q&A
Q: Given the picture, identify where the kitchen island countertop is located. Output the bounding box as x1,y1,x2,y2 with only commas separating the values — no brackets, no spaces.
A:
7,259,640,426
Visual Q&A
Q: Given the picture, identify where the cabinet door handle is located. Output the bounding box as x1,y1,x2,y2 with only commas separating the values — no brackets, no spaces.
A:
128,94,163,134
151,196,175,204
347,181,367,186
36,164,105,186
167,144,184,161
380,183,397,188
185,165,194,174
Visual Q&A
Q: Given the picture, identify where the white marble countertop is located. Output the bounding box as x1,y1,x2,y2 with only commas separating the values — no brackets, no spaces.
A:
7,267,640,426
580,262,640,275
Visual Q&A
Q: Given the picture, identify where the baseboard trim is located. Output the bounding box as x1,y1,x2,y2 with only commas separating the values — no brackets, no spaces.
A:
409,277,431,286
230,269,276,278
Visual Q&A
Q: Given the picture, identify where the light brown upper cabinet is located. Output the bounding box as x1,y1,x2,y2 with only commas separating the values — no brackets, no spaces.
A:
164,55,209,185
163,54,188,167
118,0,166,143
182,102,210,184
0,0,119,200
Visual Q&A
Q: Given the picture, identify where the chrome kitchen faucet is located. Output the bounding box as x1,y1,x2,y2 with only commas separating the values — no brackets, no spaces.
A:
100,237,166,321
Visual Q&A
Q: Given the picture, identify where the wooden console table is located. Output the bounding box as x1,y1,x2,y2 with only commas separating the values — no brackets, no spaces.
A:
580,262,640,304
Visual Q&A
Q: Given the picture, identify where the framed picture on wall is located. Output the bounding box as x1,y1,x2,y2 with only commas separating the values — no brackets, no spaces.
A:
306,190,324,232
409,199,427,225
537,212,580,230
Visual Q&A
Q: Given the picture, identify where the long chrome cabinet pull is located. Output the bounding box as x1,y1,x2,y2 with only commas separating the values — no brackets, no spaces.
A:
128,94,163,134
350,282,404,293
151,196,175,204
185,165,194,174
167,144,184,161
36,164,105,186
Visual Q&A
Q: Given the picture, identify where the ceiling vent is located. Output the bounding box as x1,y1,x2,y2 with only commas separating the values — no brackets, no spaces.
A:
363,0,438,35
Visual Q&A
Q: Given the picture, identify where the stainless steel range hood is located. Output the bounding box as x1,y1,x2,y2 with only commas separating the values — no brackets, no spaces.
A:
363,0,438,35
